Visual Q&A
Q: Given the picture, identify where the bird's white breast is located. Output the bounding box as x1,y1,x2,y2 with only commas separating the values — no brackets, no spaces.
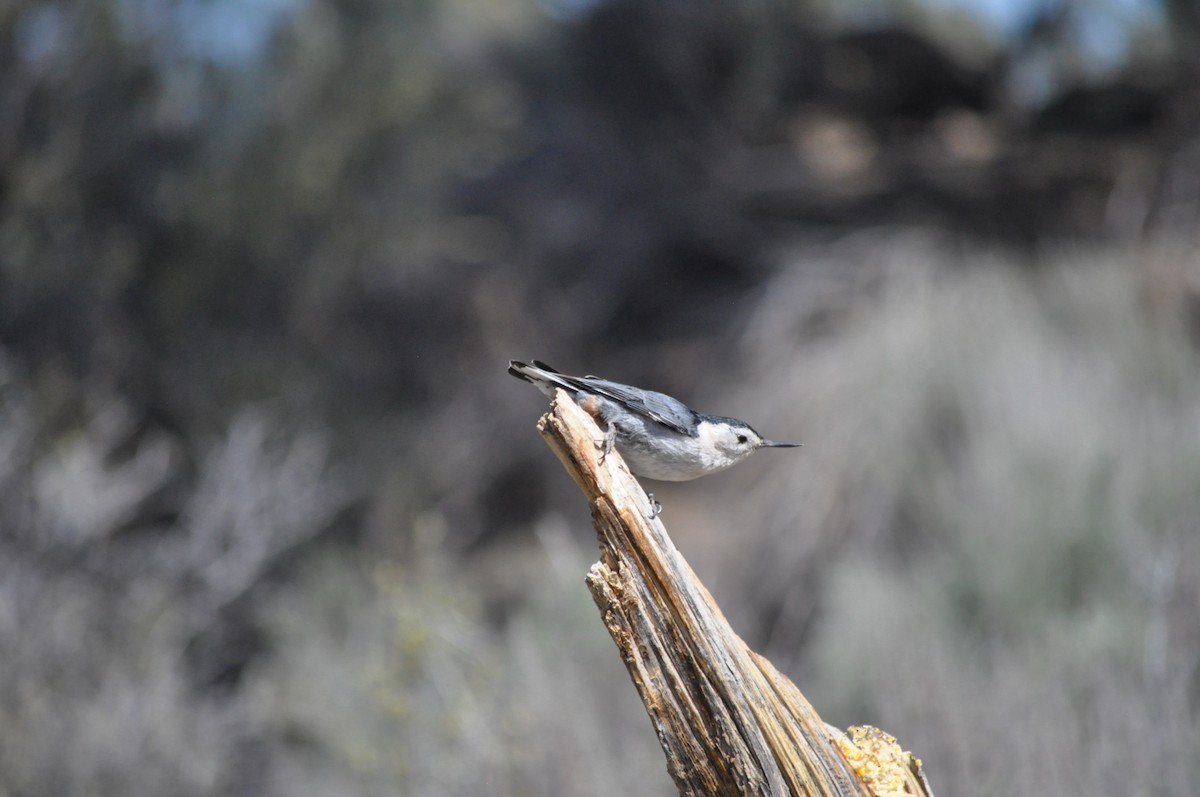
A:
616,418,743,481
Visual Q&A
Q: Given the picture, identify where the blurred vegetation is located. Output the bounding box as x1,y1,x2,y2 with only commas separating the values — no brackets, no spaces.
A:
1,0,1198,794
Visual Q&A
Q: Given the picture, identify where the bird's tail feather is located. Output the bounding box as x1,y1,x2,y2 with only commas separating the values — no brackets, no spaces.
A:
508,360,576,397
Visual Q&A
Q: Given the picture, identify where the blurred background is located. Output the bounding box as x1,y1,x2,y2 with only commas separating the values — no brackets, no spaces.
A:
2,0,1199,794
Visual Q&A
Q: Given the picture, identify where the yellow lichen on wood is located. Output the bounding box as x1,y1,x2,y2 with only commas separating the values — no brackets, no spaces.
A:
832,725,932,797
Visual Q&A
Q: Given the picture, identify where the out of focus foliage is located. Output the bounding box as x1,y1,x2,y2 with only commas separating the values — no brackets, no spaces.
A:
1,0,1198,794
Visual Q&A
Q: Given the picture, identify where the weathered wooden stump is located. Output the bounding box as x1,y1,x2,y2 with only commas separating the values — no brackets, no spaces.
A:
536,391,933,797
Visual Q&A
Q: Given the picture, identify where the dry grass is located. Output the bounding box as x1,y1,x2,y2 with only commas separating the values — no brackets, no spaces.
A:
717,236,1200,796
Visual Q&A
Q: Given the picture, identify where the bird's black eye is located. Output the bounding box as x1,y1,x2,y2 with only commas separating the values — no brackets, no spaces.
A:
737,434,748,444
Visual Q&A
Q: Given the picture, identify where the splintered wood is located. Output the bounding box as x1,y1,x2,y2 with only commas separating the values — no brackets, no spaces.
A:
536,391,932,797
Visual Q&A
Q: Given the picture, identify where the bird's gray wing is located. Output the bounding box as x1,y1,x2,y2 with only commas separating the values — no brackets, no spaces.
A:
570,376,698,436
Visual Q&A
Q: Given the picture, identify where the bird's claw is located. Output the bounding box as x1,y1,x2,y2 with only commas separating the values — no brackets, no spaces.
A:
646,492,663,519
595,424,617,464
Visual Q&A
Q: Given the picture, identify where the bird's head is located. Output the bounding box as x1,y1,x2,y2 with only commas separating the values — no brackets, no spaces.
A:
698,416,801,468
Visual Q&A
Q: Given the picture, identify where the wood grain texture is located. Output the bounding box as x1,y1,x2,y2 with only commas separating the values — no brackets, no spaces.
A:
535,391,932,797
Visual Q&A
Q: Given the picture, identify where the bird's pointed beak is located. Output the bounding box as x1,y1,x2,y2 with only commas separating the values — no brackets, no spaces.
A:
760,440,802,448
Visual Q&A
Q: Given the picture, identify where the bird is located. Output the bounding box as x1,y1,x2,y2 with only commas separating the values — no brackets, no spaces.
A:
508,360,800,483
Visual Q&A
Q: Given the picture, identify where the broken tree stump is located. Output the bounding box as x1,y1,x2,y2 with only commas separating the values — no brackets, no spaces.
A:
536,391,933,797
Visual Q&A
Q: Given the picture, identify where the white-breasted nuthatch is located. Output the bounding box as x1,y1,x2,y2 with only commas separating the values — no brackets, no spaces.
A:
509,360,800,482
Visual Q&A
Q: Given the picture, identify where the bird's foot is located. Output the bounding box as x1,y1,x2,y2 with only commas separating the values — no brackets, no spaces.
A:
595,424,617,464
646,492,663,519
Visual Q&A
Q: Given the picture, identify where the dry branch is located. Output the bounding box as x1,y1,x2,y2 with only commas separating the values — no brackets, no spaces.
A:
536,391,933,797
